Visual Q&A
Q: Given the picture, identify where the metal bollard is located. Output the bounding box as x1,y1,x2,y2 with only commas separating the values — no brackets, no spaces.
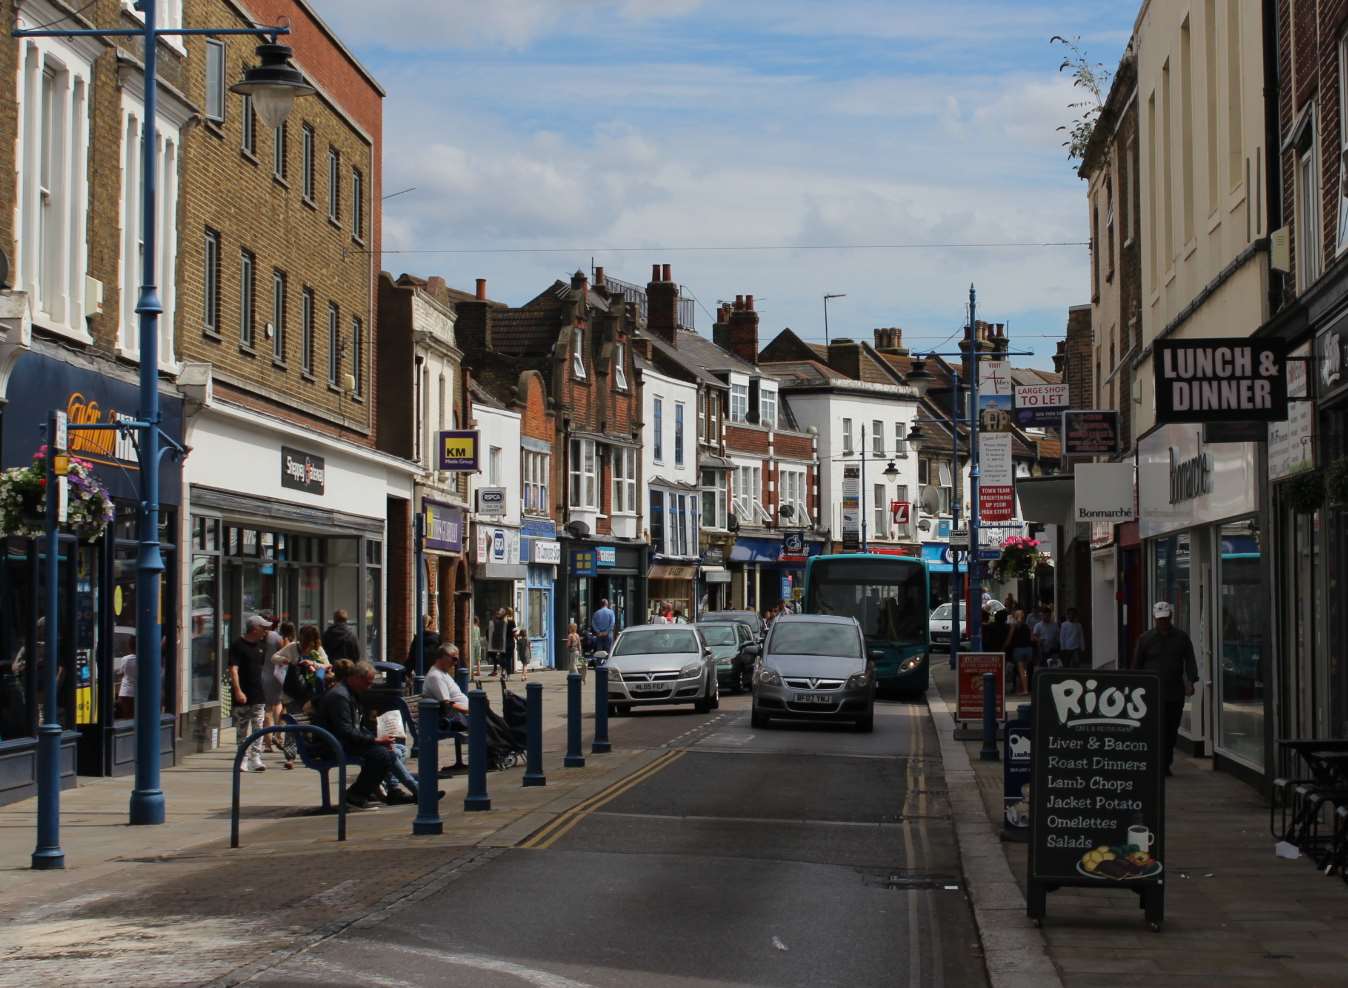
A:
413,697,443,834
1017,703,1033,723
592,665,611,754
464,689,491,812
564,672,586,768
455,666,469,694
980,672,1000,762
523,682,546,787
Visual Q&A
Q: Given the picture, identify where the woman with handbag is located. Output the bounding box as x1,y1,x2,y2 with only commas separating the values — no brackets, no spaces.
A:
270,624,328,768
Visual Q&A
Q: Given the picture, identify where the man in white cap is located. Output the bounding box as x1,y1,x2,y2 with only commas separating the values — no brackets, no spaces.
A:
1132,601,1198,776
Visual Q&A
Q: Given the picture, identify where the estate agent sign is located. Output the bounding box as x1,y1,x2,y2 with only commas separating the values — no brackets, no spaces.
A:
1027,669,1166,930
957,653,1005,722
1153,339,1288,424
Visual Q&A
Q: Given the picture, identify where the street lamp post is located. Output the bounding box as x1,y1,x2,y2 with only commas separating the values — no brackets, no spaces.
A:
823,293,846,345
966,285,983,652
14,2,313,838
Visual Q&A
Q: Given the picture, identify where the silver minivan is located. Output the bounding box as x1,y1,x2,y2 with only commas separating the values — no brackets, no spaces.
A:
750,614,875,731
605,624,720,715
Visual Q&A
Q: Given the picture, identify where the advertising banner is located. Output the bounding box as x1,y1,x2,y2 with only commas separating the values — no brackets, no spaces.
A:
1004,721,1032,837
438,430,480,471
1073,462,1136,524
1028,669,1166,927
1014,384,1070,429
1154,339,1288,424
842,464,861,551
1062,410,1120,457
422,498,464,553
979,432,1015,522
957,652,1005,722
1268,342,1314,480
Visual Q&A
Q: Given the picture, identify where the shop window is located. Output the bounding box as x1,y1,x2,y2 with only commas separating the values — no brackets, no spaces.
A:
527,588,547,638
1217,519,1265,768
189,553,218,706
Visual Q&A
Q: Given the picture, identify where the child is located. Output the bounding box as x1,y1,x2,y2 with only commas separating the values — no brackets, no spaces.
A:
567,622,585,684
514,627,530,682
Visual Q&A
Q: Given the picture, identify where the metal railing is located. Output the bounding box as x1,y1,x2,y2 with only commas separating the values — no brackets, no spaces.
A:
230,724,347,848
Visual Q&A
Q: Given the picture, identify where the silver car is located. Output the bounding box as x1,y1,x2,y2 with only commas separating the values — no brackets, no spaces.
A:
750,614,875,732
605,624,720,715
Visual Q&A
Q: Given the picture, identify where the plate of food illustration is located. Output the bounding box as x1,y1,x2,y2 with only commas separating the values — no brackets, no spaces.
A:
1076,845,1162,881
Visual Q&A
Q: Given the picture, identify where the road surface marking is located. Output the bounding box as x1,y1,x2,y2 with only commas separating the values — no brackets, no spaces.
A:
591,810,907,829
518,749,685,850
772,936,789,951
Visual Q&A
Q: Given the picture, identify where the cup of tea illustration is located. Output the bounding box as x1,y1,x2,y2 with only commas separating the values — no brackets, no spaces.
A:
1126,825,1154,852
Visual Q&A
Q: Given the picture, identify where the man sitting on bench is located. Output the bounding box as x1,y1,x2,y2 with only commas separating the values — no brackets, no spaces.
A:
314,659,401,810
425,644,470,731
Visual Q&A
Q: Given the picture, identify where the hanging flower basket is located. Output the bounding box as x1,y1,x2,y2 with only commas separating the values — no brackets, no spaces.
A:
1326,457,1348,507
0,446,115,541
991,535,1047,583
1284,469,1325,515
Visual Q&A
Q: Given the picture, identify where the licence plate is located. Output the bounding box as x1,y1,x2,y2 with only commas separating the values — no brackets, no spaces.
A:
792,692,834,705
631,682,666,693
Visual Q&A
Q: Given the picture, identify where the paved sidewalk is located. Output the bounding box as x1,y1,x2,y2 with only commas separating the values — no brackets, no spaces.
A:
929,661,1348,987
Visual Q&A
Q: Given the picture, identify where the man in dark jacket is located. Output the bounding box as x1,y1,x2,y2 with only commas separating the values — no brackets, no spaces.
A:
1133,601,1199,776
405,613,442,673
322,609,362,663
313,660,395,808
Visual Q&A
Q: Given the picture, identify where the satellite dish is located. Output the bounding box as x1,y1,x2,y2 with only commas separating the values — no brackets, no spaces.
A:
565,519,590,539
919,485,942,515
918,518,932,532
727,514,740,532
778,503,794,520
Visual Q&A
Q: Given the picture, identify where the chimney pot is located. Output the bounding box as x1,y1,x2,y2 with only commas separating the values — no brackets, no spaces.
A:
475,278,486,300
594,266,605,287
651,264,662,283
735,295,745,309
746,294,755,310
661,263,672,282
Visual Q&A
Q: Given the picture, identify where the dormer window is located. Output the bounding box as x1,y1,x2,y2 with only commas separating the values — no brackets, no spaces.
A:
572,328,586,379
730,379,749,422
759,384,778,429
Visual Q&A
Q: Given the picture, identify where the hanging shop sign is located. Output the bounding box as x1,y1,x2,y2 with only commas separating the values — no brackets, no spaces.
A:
842,464,861,551
438,430,480,471
475,525,520,565
476,487,506,516
978,368,1015,434
1061,410,1120,457
422,498,464,553
1074,462,1136,524
891,500,911,525
1027,669,1166,929
957,652,1005,722
1268,342,1314,480
979,432,1015,522
783,531,805,554
978,359,1014,396
1014,384,1071,429
572,548,596,577
1153,339,1288,424
281,446,326,495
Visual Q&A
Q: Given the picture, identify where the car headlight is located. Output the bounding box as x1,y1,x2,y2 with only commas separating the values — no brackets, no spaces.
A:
757,667,782,687
901,656,923,672
680,661,703,678
605,666,622,682
845,672,870,689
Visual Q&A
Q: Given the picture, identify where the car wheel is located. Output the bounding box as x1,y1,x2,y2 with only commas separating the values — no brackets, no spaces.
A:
854,710,875,733
607,703,619,717
751,706,769,729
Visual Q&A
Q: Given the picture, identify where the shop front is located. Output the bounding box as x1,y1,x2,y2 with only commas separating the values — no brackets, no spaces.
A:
473,523,526,642
521,519,559,668
698,542,733,614
920,543,967,608
776,532,826,611
421,497,469,659
0,350,184,801
730,536,784,613
558,540,647,639
183,404,414,744
1138,424,1268,782
648,560,699,622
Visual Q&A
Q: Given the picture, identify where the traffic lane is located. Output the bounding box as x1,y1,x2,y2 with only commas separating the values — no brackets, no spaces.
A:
694,695,932,760
252,847,978,988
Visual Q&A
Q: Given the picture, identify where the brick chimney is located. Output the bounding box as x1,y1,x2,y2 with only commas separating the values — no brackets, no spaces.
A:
873,327,908,356
647,261,679,346
475,278,487,300
826,338,863,380
712,294,760,365
455,277,492,352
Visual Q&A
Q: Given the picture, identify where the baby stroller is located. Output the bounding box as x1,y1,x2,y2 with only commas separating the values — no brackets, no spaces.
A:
476,679,527,770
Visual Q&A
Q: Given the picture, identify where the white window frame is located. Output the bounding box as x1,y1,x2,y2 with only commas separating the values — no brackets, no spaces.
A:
271,269,286,362
328,302,340,385
328,146,340,222
872,419,884,456
352,166,364,241
273,121,287,181
894,421,908,457
205,39,225,122
874,482,888,538
572,327,586,379
239,248,255,348
351,316,363,396
614,343,628,391
15,35,93,342
523,450,551,516
733,462,765,523
674,401,685,468
842,418,854,455
1297,121,1323,290
301,123,315,202
569,438,597,510
779,465,811,527
612,446,637,514
729,377,749,422
653,396,664,463
701,468,727,530
488,446,502,486
300,286,314,374
241,94,255,155
203,228,220,334
759,384,777,429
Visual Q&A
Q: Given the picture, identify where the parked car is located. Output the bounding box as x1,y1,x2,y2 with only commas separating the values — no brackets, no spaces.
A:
929,599,1003,646
700,609,765,642
750,614,875,731
605,624,719,716
697,621,756,692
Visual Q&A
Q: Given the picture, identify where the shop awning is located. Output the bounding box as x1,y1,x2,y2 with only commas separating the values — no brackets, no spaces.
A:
649,563,697,580
730,537,781,564
1016,474,1076,526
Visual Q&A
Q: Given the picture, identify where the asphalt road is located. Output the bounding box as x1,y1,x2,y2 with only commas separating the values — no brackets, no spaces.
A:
253,691,988,987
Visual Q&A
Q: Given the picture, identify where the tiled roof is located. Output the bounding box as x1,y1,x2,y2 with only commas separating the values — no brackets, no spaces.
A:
641,332,724,387
491,309,560,355
674,327,762,377
759,359,844,385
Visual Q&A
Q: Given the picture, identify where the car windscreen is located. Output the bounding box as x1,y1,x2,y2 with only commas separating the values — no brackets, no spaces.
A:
931,603,965,620
768,622,862,658
613,629,700,656
698,625,739,646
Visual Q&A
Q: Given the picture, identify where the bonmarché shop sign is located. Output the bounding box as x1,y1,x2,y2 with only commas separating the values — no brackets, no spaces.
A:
1027,668,1166,929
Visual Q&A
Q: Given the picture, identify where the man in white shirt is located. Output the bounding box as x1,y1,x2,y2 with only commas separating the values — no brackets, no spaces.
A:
424,644,469,723
1059,608,1086,668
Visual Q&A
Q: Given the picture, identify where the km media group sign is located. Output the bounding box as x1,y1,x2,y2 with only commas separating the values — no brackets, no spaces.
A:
1153,340,1288,424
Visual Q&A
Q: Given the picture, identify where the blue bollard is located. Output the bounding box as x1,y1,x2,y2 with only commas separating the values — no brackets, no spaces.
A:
592,666,611,754
464,689,491,812
456,665,469,694
413,697,443,834
564,672,585,768
523,682,545,787
980,671,1000,762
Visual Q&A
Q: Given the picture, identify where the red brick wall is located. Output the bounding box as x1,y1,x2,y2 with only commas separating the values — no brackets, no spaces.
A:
517,370,558,521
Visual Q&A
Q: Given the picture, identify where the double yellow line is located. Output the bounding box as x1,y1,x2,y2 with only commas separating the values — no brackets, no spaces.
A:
519,748,687,850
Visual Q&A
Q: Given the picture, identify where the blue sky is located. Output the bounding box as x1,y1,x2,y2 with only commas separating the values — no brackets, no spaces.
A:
322,0,1135,368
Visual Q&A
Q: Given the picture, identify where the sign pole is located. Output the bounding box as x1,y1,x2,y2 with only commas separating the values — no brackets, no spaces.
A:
415,511,427,690
32,413,66,869
968,284,983,652
949,371,961,671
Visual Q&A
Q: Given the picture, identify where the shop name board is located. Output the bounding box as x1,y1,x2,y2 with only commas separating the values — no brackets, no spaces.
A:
1014,384,1070,429
1074,462,1135,523
1154,340,1288,424
477,487,506,515
281,446,325,494
1062,410,1120,457
422,499,464,553
438,430,480,471
596,546,616,568
532,540,562,565
1028,670,1166,922
1168,448,1212,504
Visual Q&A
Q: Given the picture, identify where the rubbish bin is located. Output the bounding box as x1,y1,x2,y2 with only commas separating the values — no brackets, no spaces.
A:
373,661,407,691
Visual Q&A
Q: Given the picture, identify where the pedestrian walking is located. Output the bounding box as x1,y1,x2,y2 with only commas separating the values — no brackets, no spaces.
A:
1133,601,1198,777
486,608,510,676
229,615,272,772
114,635,137,720
501,608,519,680
321,609,362,663
270,624,328,768
1007,609,1033,694
567,622,585,682
515,627,530,681
590,598,616,654
470,614,484,678
1033,610,1061,668
1059,609,1085,668
262,621,295,751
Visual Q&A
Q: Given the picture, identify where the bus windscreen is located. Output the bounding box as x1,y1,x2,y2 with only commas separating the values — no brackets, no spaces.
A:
805,559,927,646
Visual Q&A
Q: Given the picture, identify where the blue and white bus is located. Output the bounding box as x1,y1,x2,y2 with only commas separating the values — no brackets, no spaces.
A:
802,553,931,693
